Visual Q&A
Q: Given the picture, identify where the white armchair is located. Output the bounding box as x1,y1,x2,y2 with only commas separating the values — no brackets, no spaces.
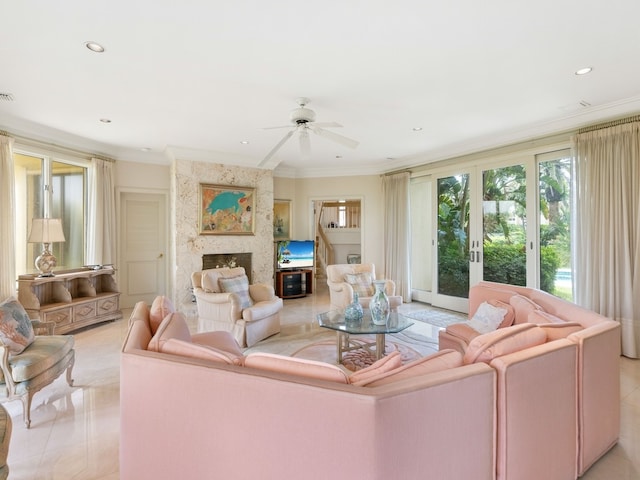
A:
326,263,402,312
191,267,283,348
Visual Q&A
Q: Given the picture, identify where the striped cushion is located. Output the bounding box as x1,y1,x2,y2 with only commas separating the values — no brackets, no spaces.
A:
219,275,253,310
345,273,375,297
7,335,74,383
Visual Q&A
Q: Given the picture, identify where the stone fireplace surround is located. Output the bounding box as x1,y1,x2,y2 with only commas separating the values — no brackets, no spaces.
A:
172,159,275,309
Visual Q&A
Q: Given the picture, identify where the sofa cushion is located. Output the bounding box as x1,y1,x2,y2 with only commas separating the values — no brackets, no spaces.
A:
538,323,584,341
509,294,544,324
468,301,510,334
160,338,244,366
191,331,244,357
219,275,253,310
463,323,547,364
445,323,482,343
200,267,246,293
9,334,74,382
344,272,375,297
528,310,565,324
149,296,175,334
348,351,403,385
148,312,192,352
353,349,464,387
0,297,35,354
244,352,349,383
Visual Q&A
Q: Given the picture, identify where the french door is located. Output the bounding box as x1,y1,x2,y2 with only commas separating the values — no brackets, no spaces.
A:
428,149,572,313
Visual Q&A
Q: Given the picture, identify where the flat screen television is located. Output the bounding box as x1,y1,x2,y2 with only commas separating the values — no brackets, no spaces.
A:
276,240,314,270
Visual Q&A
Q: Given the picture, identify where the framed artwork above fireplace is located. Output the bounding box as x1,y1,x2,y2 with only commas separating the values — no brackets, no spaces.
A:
199,184,255,235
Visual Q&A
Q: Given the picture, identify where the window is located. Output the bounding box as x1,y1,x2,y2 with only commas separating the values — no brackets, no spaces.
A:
14,150,88,274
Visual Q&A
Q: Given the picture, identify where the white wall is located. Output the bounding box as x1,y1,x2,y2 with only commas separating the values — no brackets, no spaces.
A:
274,174,388,278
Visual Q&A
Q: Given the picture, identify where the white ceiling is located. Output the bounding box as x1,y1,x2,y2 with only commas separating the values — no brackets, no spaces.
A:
2,1,640,177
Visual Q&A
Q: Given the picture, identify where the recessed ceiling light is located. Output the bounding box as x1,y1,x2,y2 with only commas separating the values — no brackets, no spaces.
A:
335,155,342,159
85,41,105,53
140,147,151,152
575,67,593,75
386,157,395,160
412,127,423,131
240,140,249,145
99,118,111,123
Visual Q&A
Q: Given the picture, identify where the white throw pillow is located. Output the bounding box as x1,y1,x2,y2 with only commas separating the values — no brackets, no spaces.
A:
468,301,508,334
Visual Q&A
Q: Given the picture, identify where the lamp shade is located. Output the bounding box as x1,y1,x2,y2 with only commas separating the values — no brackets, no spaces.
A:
28,218,66,243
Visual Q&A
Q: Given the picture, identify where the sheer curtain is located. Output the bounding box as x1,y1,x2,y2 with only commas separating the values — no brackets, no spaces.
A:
382,172,411,302
87,157,116,265
0,134,16,299
573,119,640,358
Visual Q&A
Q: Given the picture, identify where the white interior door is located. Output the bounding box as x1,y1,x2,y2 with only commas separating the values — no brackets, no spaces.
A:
119,191,167,308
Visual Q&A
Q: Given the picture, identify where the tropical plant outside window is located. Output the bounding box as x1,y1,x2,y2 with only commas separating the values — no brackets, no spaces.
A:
437,155,572,300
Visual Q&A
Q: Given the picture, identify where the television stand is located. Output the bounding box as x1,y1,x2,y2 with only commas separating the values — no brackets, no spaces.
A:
276,269,313,299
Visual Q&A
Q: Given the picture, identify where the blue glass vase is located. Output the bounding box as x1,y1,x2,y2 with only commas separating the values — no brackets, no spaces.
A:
370,280,390,325
344,292,364,326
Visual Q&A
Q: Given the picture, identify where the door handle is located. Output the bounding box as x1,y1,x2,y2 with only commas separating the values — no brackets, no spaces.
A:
158,253,164,259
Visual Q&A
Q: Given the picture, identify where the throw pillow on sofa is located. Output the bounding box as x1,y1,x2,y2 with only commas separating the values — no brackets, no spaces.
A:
351,349,464,387
344,272,375,297
509,294,544,324
160,338,244,366
218,275,253,310
463,323,547,365
468,300,514,334
245,352,349,384
148,312,192,352
0,296,35,354
149,296,175,334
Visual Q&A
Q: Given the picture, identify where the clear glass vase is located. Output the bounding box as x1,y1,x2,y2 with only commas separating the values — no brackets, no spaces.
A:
344,291,364,326
370,280,390,325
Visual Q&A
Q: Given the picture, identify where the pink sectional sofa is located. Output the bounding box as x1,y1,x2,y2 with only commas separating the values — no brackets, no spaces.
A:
439,281,621,478
120,300,497,480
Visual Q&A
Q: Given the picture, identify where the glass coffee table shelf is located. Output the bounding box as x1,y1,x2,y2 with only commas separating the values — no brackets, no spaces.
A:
317,310,413,364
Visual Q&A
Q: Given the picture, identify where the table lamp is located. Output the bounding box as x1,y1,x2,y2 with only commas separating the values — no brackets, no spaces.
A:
28,218,66,277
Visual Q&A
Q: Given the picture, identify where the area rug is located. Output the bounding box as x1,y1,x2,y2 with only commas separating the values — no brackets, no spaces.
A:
402,309,465,328
290,337,422,371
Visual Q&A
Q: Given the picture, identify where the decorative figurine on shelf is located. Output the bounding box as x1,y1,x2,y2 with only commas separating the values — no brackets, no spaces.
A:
344,291,364,326
370,280,390,325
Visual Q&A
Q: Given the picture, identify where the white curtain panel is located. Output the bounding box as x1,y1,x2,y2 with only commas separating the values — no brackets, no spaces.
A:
0,134,16,299
573,121,640,358
382,172,411,302
87,157,117,266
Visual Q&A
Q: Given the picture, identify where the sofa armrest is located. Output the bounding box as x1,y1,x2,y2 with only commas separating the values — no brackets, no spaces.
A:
31,319,56,335
249,283,276,302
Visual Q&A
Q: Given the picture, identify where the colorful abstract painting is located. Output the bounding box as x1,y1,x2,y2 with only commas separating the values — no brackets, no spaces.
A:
199,184,255,235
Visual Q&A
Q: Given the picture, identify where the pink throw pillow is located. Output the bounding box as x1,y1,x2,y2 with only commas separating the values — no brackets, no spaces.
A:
148,312,192,352
149,296,175,334
488,299,515,328
348,351,403,385
160,338,244,365
537,323,584,342
245,352,349,384
509,294,544,324
463,323,547,364
352,349,463,387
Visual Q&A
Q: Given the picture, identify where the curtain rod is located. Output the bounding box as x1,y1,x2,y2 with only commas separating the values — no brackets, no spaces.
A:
382,168,412,177
578,114,640,134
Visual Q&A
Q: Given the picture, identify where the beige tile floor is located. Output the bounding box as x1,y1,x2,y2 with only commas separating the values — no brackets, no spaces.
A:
3,285,639,479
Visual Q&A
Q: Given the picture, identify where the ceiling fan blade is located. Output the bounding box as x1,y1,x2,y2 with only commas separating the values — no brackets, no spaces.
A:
309,121,342,128
309,125,359,149
299,129,311,160
262,125,292,130
258,130,295,167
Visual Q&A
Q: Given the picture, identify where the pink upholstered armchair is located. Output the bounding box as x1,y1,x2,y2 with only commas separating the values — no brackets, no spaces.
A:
191,268,283,348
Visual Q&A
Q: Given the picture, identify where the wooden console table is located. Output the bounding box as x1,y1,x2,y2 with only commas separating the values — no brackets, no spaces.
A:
17,267,122,334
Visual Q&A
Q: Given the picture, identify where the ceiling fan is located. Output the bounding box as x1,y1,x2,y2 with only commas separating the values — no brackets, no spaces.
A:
258,97,359,167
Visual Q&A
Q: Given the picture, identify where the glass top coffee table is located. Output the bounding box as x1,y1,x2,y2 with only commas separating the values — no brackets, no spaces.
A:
317,310,413,364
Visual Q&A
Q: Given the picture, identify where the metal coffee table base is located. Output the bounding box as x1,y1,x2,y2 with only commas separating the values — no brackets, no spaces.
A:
336,332,386,363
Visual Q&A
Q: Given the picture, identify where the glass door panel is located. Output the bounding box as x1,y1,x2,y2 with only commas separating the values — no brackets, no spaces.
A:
482,165,527,286
538,153,572,300
435,174,471,306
